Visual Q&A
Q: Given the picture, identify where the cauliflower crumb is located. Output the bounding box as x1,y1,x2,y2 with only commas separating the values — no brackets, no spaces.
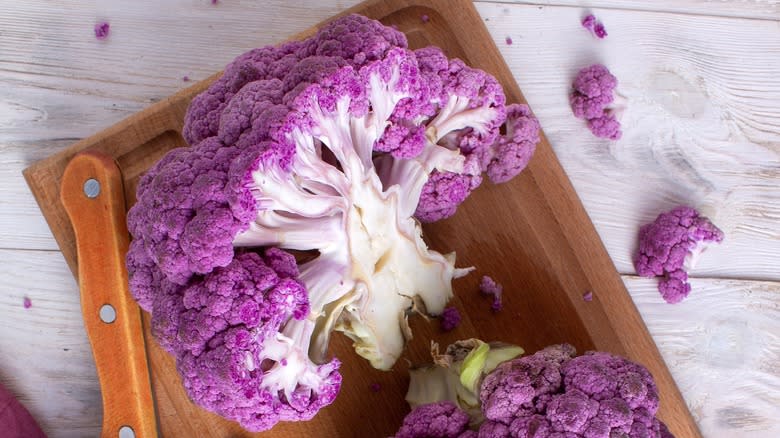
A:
594,22,607,38
182,75,190,82
505,36,513,45
94,22,110,40
581,14,607,39
421,14,430,23
440,307,461,332
479,276,503,312
582,291,593,302
369,382,381,393
23,297,32,309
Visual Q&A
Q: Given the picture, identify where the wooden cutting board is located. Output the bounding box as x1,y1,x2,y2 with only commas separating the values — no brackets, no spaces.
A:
23,0,701,436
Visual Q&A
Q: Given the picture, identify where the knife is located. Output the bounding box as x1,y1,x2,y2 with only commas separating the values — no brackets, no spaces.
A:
60,151,158,438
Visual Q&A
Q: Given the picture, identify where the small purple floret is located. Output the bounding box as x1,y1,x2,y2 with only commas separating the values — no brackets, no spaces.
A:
634,205,724,303
23,297,32,309
94,22,110,40
440,306,462,332
479,275,503,312
570,64,622,140
395,401,470,438
570,64,617,119
587,113,622,140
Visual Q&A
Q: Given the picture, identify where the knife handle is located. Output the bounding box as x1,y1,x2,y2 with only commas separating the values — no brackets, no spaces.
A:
60,151,158,438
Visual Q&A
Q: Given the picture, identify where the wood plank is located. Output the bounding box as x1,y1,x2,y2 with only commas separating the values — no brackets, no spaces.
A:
486,0,780,20
0,249,101,438
20,0,701,436
626,276,780,438
0,141,69,251
476,2,780,280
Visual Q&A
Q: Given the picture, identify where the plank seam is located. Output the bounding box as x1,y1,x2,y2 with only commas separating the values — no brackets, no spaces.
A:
474,0,780,22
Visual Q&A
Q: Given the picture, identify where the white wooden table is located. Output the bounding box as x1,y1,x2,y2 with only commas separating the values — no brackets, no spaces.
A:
1,1,778,437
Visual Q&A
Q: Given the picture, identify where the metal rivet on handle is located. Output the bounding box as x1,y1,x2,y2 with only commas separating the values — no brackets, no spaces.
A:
118,426,135,438
84,178,101,198
99,304,116,324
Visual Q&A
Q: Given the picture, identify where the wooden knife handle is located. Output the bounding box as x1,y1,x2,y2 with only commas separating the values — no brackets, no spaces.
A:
60,151,158,438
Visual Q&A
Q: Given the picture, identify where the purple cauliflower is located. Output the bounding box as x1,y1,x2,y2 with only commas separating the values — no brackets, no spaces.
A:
395,401,473,438
127,14,540,431
441,306,462,332
634,205,724,303
182,14,406,146
398,342,675,438
569,64,622,140
172,250,340,431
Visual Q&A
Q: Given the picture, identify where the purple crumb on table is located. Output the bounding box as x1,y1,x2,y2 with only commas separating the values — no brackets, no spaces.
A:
594,22,607,38
479,275,503,312
183,76,190,82
583,291,593,302
421,14,430,23
211,0,218,4
440,306,461,331
280,358,288,366
369,382,381,393
94,22,110,40
581,14,607,39
581,14,596,31
23,297,32,309
505,36,513,45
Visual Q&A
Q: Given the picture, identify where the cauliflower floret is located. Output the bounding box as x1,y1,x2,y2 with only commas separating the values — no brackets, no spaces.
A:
634,205,724,303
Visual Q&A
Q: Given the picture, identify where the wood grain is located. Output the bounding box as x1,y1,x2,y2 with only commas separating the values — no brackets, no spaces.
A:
493,0,780,20
1,140,68,251
2,0,779,437
477,2,780,281
0,249,101,438
60,152,157,438
627,276,780,437
23,0,700,436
